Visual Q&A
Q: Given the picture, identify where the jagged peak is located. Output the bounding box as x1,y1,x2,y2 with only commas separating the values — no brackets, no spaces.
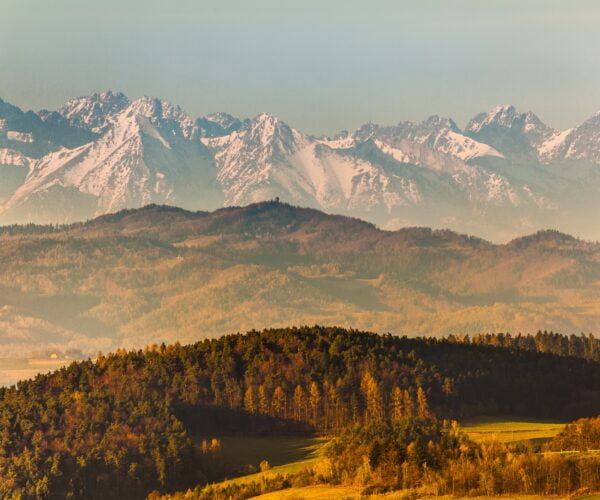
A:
353,122,381,142
465,104,550,136
196,112,243,138
244,111,306,147
59,90,129,111
124,96,196,139
251,111,281,126
419,114,461,132
97,90,127,100
58,91,130,131
128,95,184,116
203,112,240,127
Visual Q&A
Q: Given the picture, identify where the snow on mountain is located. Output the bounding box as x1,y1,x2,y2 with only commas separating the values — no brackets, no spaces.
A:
537,129,574,163
0,97,95,157
1,97,220,222
201,111,535,218
0,148,29,167
202,112,311,204
322,116,503,162
0,92,598,240
537,111,600,164
401,115,504,161
465,105,555,158
372,139,418,164
197,112,243,137
57,91,129,132
127,96,198,140
202,113,431,211
6,131,33,143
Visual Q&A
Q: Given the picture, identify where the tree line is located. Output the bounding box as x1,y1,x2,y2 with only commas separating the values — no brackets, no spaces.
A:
0,326,599,498
445,330,600,363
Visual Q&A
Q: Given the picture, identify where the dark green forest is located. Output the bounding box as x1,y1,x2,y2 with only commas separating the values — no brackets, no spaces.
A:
446,330,600,362
0,326,599,498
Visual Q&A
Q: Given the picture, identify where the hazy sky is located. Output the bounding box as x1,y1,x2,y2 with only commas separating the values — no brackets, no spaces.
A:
2,0,600,135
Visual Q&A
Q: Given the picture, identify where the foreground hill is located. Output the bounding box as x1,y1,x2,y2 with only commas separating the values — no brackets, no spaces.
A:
0,201,599,358
0,326,599,498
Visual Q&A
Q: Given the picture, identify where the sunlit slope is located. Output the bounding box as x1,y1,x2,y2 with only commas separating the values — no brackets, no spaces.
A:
461,416,566,443
0,201,599,355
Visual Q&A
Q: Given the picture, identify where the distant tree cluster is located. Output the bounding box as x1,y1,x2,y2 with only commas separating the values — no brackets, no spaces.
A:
446,330,600,363
321,416,600,497
0,326,599,498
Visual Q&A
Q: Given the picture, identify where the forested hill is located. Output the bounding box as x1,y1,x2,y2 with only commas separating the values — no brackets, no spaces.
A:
1,326,600,498
1,201,600,359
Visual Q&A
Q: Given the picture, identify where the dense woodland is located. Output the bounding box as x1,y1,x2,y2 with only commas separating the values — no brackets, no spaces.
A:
0,326,599,498
446,330,600,363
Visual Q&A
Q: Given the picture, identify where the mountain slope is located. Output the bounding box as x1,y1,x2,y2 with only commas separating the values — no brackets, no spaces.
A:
0,201,598,358
1,97,222,223
56,90,130,132
0,93,599,240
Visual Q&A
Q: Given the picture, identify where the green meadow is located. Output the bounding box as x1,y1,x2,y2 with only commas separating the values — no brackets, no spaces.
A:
460,416,567,444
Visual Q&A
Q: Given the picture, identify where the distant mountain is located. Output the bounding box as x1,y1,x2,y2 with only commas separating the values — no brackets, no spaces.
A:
55,90,129,132
1,201,599,358
0,92,599,240
465,105,555,160
1,96,222,222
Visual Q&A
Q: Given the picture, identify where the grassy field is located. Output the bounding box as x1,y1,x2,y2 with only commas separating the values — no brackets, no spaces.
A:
253,487,595,499
253,485,361,499
201,435,327,487
196,427,599,499
461,416,567,444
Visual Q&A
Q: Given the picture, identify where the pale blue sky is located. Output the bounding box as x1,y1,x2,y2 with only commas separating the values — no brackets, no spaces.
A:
2,0,600,135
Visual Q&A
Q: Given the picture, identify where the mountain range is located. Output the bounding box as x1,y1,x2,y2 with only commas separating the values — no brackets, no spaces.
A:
1,201,599,365
1,92,600,241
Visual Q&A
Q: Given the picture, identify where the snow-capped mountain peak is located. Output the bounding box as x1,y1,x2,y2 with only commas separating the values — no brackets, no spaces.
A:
196,112,243,138
125,96,198,140
58,91,129,132
465,105,555,158
466,104,523,133
419,114,460,133
2,92,600,241
538,110,600,164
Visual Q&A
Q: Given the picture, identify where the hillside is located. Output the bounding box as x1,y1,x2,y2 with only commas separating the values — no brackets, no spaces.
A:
0,201,598,360
1,326,599,498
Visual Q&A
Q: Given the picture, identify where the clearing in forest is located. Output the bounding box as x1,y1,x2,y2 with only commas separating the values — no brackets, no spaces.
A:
461,416,566,443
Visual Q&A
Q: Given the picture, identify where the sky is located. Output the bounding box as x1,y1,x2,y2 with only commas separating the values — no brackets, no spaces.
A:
2,0,600,135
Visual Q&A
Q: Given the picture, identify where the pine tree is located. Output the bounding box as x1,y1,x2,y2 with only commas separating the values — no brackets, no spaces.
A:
258,385,269,415
244,386,257,413
403,389,415,418
292,385,305,421
309,381,321,428
391,386,403,422
361,371,384,423
272,386,287,419
416,386,431,418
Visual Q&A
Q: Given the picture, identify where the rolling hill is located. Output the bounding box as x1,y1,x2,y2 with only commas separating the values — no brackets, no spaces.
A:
0,201,598,360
